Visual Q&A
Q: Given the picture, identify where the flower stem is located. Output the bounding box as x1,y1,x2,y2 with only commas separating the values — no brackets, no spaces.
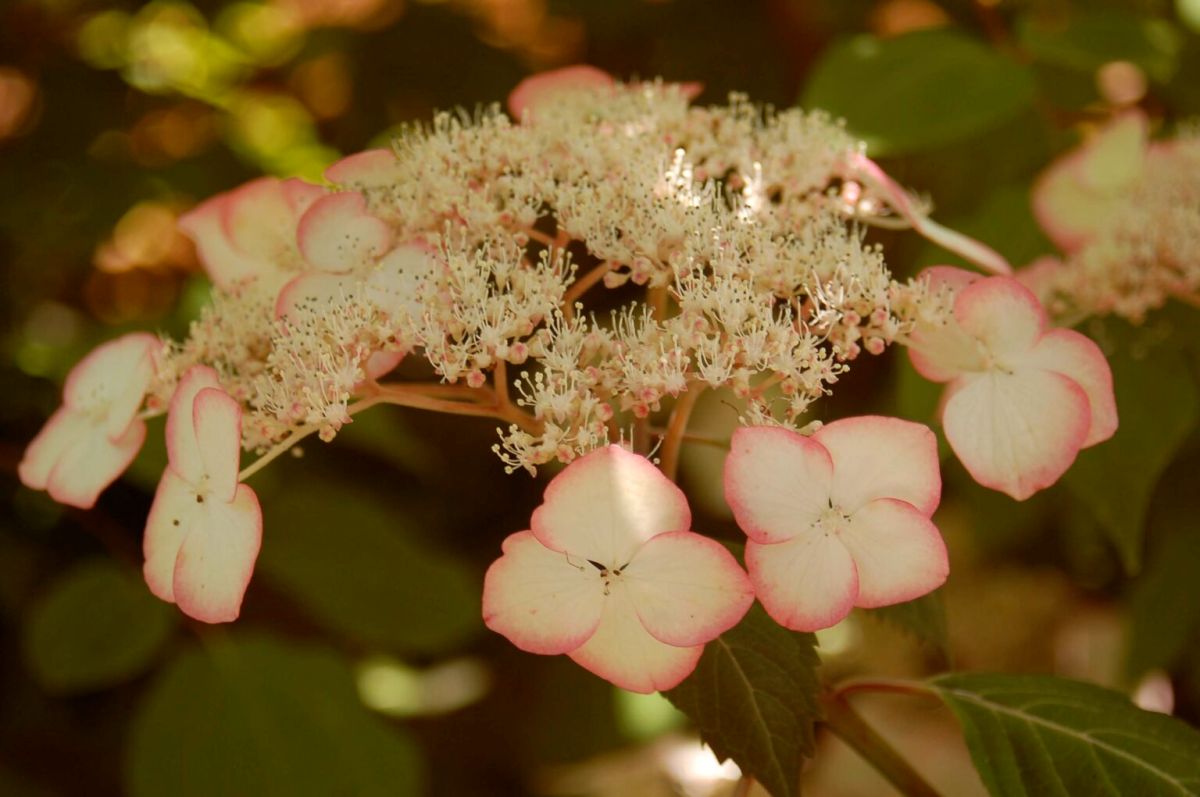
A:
658,384,705,481
820,689,942,797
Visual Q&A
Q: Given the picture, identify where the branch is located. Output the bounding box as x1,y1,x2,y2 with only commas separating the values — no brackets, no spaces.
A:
820,691,943,797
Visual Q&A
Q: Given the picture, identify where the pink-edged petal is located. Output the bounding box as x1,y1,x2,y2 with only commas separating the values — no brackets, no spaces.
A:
1015,256,1065,303
531,445,691,567
1023,329,1118,447
43,418,146,509
193,387,242,503
849,154,1011,275
363,350,404,381
745,533,858,632
165,366,221,483
364,243,436,318
482,531,605,655
297,192,393,273
841,498,948,608
19,408,87,491
723,426,833,544
508,65,614,121
142,468,193,603
953,277,1046,361
325,149,401,187
275,272,355,321
63,332,158,436
172,483,262,624
222,177,323,261
907,325,987,383
622,531,753,647
815,416,941,516
178,194,270,289
568,585,703,693
942,369,1091,500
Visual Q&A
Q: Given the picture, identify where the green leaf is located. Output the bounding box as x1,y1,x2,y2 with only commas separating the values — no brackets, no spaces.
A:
23,560,175,694
1064,328,1200,573
861,590,948,660
127,634,424,797
928,672,1200,796
802,28,1036,156
257,479,481,654
664,604,821,797
1017,11,1183,83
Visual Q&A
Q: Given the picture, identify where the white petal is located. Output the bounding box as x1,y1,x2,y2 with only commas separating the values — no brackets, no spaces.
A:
324,149,403,189
745,533,858,632
623,531,753,647
222,177,322,264
508,65,614,121
942,369,1091,500
275,272,356,321
724,426,833,544
568,584,703,693
193,388,243,502
19,408,88,491
365,244,436,320
532,446,691,567
482,531,605,655
1022,329,1118,448
815,416,941,516
165,366,221,483
953,277,1045,362
840,498,948,608
172,484,263,624
142,468,194,603
178,193,274,289
297,192,392,273
63,333,158,437
46,420,144,509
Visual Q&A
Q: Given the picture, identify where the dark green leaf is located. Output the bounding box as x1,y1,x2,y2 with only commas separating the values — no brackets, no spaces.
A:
23,560,175,694
258,479,481,655
127,634,424,797
1017,11,1183,83
664,603,821,797
1064,328,1200,573
929,672,1200,796
861,590,948,660
802,29,1036,155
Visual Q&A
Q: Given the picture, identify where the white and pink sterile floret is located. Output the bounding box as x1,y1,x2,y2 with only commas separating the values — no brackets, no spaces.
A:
724,417,948,632
19,332,160,509
483,445,754,693
143,365,262,624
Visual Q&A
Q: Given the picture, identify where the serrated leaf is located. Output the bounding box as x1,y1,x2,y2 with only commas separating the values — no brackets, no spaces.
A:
861,590,948,660
23,559,175,694
257,478,481,654
127,634,424,797
929,672,1200,796
1064,324,1200,573
802,29,1036,155
1018,11,1183,83
664,603,821,797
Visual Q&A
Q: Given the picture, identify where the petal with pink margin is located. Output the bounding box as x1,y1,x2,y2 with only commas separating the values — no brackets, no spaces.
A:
942,369,1091,500
724,426,833,544
193,387,243,503
171,483,262,624
38,417,146,510
815,416,941,516
568,585,703,693
1022,329,1118,448
623,531,753,647
63,332,159,437
297,192,393,273
222,177,323,262
165,366,222,484
325,149,403,188
745,533,859,632
142,468,193,603
953,277,1047,362
532,446,691,567
840,498,948,608
18,408,85,491
178,195,269,289
482,531,605,655
508,65,614,121
275,272,355,321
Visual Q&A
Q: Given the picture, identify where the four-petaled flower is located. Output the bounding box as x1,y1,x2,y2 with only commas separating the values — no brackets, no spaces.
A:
19,332,159,509
143,365,262,623
483,445,754,693
724,417,949,632
908,267,1118,500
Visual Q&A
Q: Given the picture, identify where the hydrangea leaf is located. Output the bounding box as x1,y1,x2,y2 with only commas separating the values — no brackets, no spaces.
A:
928,672,1200,796
126,634,423,797
860,589,949,661
1017,10,1183,83
23,560,175,694
664,603,821,797
802,29,1036,155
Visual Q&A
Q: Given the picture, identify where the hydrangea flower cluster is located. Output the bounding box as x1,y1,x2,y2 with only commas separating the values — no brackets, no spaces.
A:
20,68,1119,692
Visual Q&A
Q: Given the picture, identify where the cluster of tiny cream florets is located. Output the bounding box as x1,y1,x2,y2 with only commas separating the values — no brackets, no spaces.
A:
152,78,944,473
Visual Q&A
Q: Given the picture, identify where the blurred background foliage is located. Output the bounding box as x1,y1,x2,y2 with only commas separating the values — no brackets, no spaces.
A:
2,0,1200,794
